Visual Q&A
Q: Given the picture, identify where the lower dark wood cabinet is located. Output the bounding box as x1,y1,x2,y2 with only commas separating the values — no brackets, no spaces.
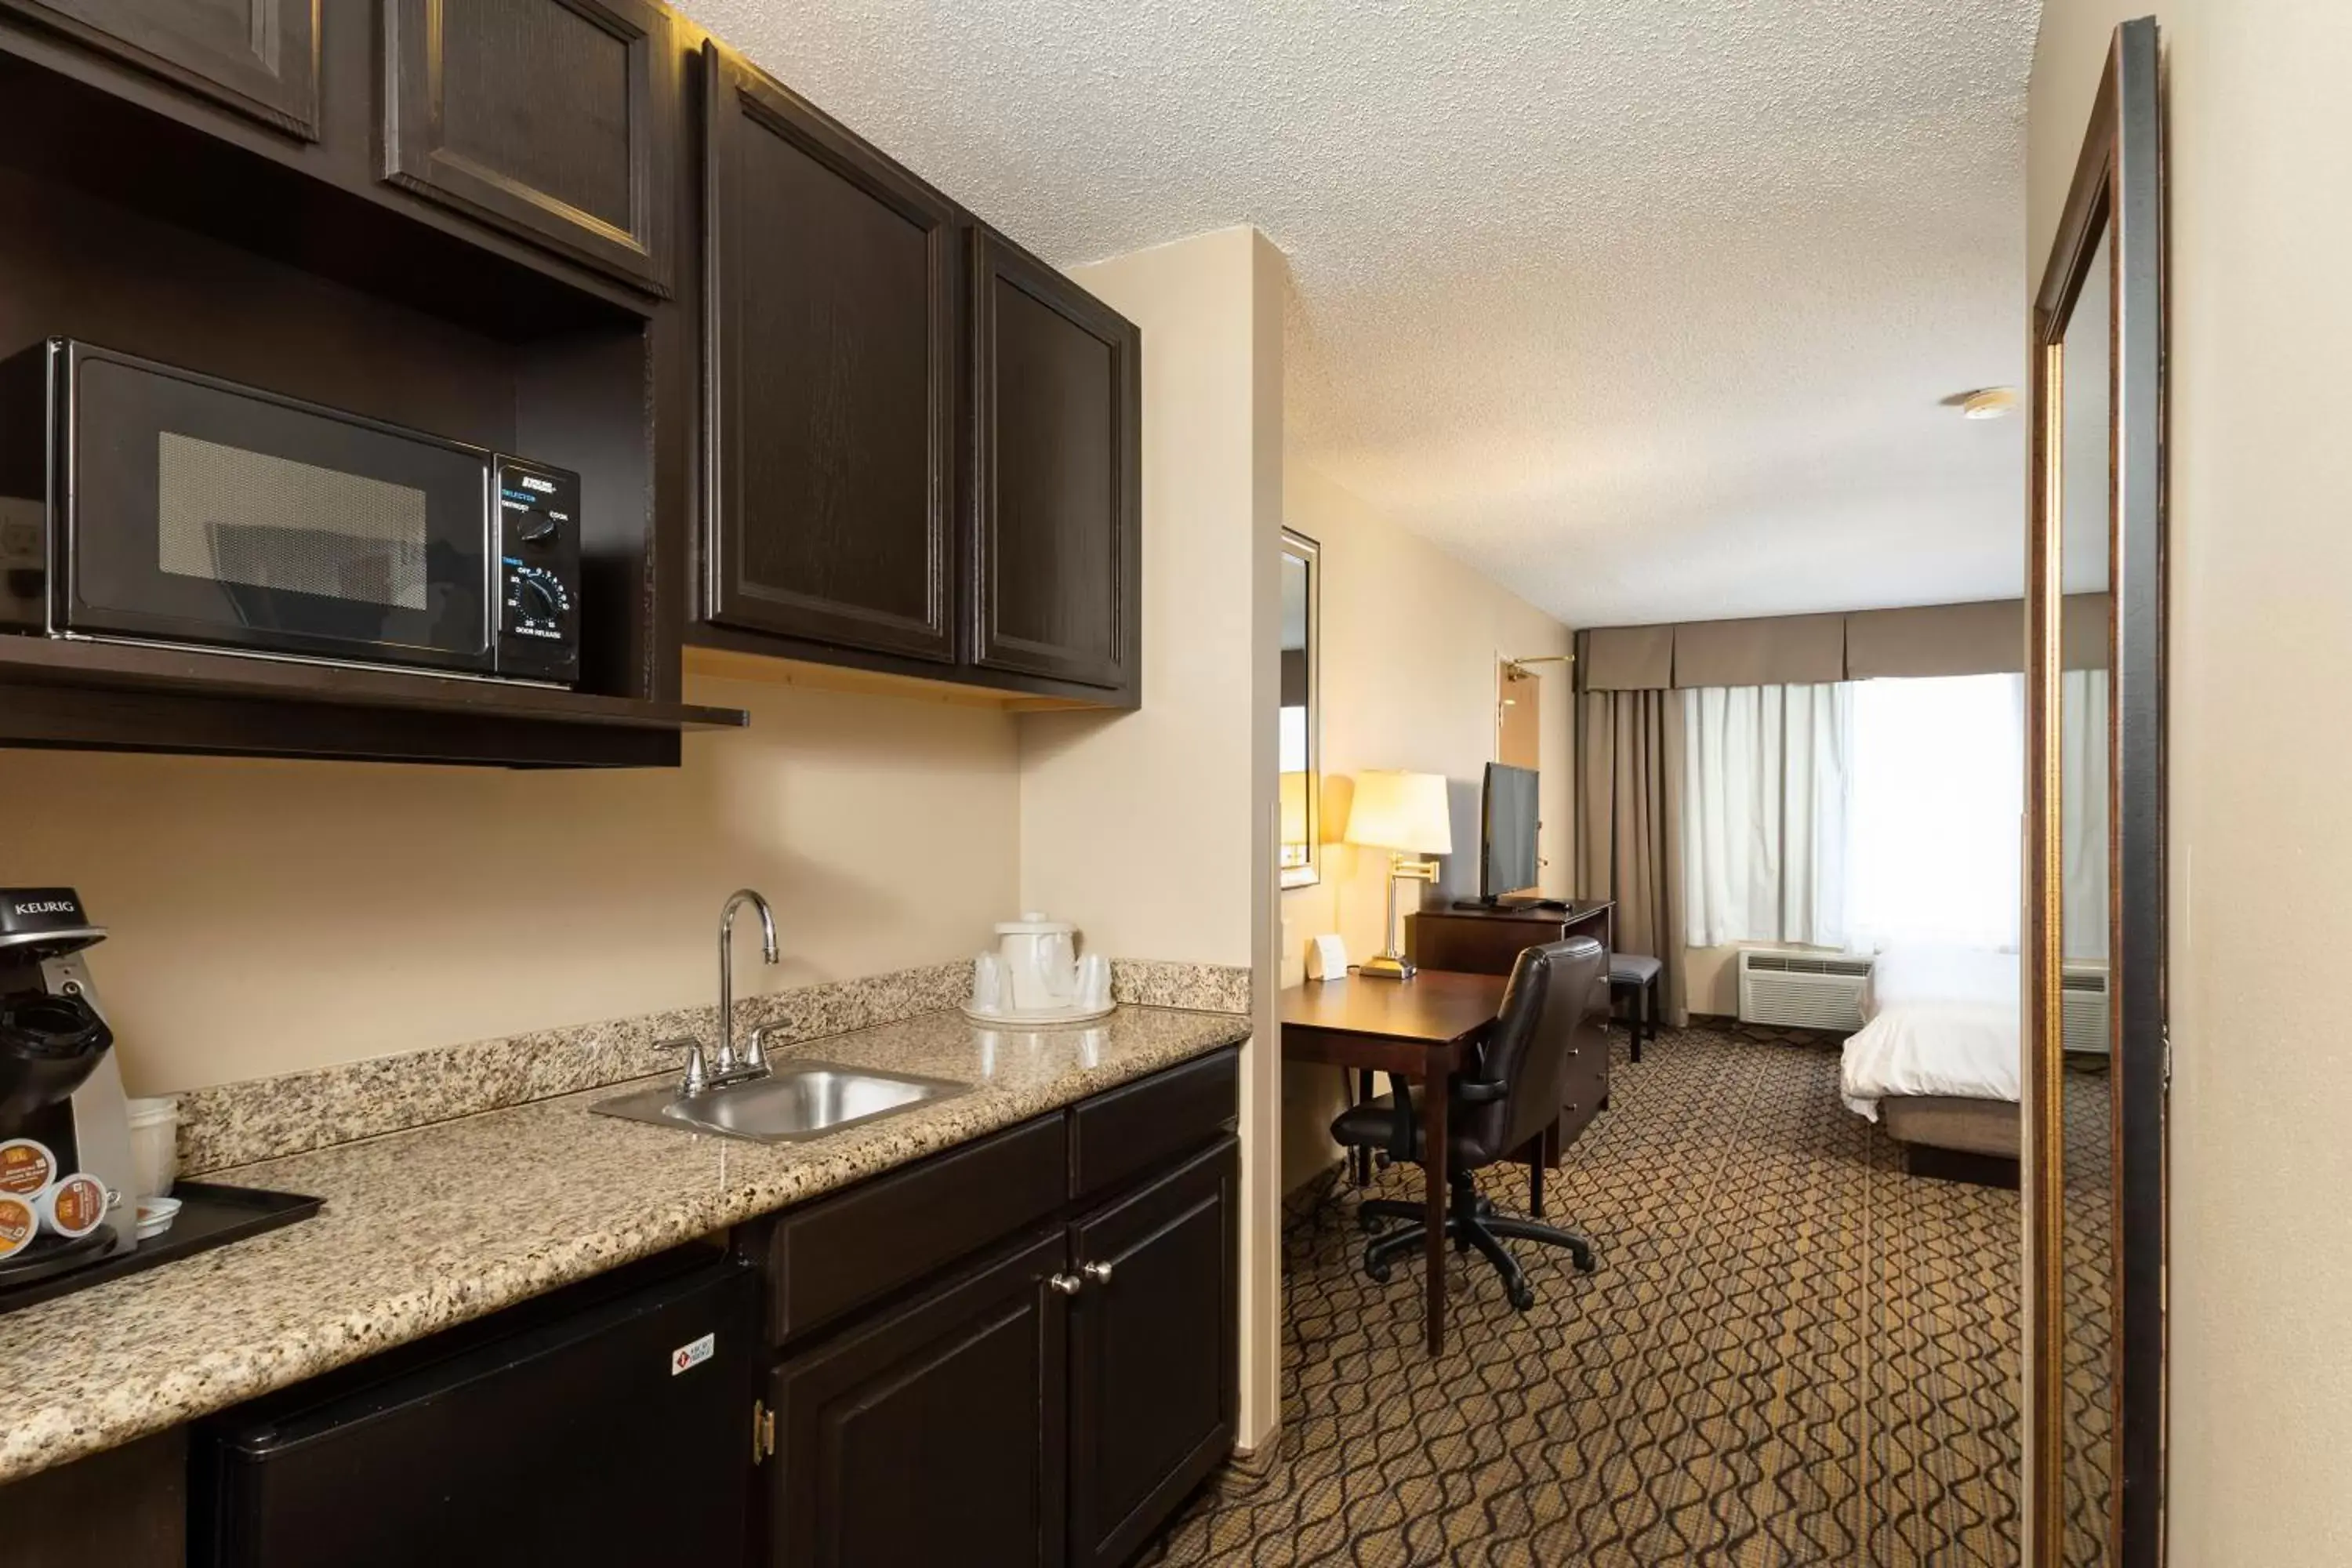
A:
0,1427,186,1567
768,1229,1069,1568
1065,1137,1239,1568
752,1054,1241,1568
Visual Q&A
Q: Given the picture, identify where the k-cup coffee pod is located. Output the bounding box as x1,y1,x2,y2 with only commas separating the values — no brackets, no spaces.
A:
34,1172,107,1240
0,1137,56,1197
0,1192,33,1258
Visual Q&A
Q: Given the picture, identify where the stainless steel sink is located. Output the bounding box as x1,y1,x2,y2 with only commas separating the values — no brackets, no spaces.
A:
591,1062,969,1145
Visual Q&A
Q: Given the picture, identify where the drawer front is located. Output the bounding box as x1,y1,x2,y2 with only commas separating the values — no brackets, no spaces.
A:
1558,1033,1608,1143
745,1112,1067,1346
1069,1049,1239,1203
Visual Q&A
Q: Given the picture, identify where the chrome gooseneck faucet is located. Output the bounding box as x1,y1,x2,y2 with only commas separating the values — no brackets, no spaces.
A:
681,888,779,1095
717,887,779,1075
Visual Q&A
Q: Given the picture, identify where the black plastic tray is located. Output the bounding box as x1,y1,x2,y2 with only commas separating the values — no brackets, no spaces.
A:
0,1179,322,1316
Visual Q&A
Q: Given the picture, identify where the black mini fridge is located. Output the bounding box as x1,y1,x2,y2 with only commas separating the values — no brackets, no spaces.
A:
193,1250,759,1568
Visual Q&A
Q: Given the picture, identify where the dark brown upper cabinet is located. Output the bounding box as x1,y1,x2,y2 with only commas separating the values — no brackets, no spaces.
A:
1065,1138,1237,1568
971,227,1141,695
381,0,677,295
702,43,958,664
0,0,319,136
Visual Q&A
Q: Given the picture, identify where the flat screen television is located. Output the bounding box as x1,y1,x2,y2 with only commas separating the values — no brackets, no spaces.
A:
1480,762,1541,901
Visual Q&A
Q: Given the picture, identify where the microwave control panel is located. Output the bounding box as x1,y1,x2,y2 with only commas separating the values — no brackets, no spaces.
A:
492,456,582,686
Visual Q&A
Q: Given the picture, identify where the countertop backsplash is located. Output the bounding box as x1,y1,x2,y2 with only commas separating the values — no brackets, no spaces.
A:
175,956,1254,1174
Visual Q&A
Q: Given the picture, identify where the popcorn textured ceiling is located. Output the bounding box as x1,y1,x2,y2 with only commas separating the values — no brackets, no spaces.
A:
679,0,2044,627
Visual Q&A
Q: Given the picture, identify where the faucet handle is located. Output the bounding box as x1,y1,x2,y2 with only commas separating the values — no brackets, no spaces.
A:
668,1036,710,1096
742,1025,771,1075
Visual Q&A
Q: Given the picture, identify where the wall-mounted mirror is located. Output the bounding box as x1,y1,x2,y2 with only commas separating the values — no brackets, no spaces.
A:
2028,18,2162,1568
1279,528,1322,888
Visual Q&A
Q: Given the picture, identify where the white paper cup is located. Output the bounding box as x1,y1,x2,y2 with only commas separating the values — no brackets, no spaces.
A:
125,1096,179,1200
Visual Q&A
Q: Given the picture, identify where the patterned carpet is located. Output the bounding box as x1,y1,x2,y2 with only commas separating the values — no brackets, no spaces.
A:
1134,1023,2023,1567
2060,1061,2114,1568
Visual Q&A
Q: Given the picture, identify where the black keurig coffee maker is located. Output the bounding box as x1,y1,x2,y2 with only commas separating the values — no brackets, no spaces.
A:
0,888,136,1284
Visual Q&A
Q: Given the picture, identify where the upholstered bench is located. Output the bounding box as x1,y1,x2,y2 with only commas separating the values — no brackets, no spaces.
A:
1608,952,1663,1061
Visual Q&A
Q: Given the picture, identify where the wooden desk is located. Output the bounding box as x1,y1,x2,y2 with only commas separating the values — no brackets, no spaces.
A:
1279,971,1509,1356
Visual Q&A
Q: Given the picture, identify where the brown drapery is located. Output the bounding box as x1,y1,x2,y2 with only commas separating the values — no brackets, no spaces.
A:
1574,684,1689,1027
1581,593,2116,691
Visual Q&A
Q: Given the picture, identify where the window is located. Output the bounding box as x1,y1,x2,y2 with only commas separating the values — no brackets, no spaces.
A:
1683,672,2024,953
1845,673,2024,952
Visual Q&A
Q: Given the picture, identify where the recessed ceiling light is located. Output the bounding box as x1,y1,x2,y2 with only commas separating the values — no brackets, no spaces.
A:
1957,387,2019,420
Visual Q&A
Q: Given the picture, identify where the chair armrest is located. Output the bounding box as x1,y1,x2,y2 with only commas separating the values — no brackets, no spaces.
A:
1386,1073,1416,1160
1456,1078,1508,1105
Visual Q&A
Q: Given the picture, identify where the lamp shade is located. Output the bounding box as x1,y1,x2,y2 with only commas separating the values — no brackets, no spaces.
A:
1343,770,1454,855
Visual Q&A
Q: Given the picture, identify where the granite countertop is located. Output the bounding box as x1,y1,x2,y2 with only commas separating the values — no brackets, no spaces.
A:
0,1004,1250,1484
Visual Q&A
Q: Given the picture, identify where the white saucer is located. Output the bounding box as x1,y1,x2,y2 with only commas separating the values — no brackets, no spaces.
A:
961,1000,1116,1027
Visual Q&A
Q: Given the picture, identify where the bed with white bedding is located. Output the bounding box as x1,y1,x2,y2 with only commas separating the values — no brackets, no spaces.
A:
1840,945,2022,1173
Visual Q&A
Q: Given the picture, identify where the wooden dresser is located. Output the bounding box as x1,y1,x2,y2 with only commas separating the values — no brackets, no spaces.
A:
1406,901,1614,975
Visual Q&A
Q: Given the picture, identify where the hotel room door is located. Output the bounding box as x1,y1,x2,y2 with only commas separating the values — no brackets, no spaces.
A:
1497,659,1539,769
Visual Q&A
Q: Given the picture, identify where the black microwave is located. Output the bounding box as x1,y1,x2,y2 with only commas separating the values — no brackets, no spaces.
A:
0,339,580,686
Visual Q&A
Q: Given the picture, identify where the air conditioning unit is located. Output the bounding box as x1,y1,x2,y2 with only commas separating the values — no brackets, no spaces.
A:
2061,964,2111,1055
1737,949,1874,1032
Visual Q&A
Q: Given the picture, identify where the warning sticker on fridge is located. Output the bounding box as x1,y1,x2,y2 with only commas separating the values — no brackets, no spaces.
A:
671,1332,715,1375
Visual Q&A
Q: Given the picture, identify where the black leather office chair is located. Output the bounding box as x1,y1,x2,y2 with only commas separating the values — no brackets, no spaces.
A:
1328,937,1605,1312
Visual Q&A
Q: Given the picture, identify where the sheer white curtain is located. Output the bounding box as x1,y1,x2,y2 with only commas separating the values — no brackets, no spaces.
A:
2060,668,2111,961
1681,684,1852,948
1843,673,2025,952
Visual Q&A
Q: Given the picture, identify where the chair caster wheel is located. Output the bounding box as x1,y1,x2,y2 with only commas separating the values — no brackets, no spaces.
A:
1358,1210,1385,1235
1365,1259,1392,1284
1571,1249,1598,1275
1508,1283,1536,1312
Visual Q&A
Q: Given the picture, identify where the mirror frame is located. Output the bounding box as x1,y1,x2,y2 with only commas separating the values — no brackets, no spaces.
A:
1279,527,1323,890
2027,16,2165,1567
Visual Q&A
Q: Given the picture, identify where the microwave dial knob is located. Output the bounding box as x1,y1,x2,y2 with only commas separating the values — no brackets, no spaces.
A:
519,515,560,546
513,574,561,623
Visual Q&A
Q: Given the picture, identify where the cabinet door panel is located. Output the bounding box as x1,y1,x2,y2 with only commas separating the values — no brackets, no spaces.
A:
703,45,956,662
0,0,319,136
1067,1138,1237,1568
770,1230,1067,1568
382,0,675,293
971,230,1138,693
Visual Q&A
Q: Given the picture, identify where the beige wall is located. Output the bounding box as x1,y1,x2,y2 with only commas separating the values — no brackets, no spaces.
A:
2,673,1020,1094
1019,227,1276,971
1029,226,1286,1450
1273,462,1573,1192
2031,5,2352,1562
1683,945,1746,1018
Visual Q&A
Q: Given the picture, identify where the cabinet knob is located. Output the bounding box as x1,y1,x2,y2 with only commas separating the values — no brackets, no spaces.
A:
1047,1272,1083,1296
1080,1260,1115,1286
